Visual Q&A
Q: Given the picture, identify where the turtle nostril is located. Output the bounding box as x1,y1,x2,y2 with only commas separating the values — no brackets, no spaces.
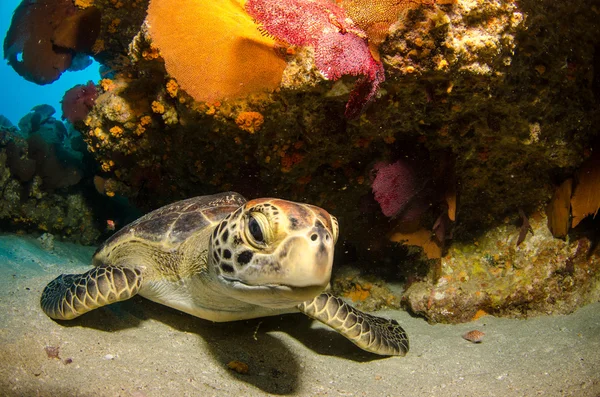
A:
311,233,318,241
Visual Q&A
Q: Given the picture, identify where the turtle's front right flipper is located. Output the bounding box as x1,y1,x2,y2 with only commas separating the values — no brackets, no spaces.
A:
41,265,142,320
298,292,409,356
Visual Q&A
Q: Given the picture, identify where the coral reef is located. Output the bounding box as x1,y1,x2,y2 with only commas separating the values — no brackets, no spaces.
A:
5,0,599,321
0,106,124,245
78,0,599,237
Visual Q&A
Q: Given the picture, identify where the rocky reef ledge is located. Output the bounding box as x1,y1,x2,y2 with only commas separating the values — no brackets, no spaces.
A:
4,0,599,322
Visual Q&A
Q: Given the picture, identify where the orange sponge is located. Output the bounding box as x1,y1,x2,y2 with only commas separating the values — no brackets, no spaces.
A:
146,0,287,103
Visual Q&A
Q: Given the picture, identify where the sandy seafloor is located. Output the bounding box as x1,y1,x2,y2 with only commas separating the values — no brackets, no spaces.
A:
0,234,599,397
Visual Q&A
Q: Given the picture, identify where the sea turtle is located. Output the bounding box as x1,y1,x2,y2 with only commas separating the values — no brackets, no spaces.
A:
41,192,409,356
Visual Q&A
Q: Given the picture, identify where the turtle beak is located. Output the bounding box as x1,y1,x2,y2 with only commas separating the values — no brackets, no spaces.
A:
231,230,335,290
277,228,334,288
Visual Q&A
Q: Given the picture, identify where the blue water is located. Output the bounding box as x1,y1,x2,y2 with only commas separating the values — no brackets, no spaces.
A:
0,0,101,126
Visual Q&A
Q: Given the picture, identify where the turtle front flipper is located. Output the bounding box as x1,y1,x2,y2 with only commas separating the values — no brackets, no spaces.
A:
298,292,409,356
41,265,142,320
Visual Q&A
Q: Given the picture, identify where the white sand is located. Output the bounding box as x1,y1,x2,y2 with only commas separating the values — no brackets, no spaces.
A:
0,234,599,396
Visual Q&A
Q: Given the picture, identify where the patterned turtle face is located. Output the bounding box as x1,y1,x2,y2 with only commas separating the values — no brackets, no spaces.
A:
208,198,339,308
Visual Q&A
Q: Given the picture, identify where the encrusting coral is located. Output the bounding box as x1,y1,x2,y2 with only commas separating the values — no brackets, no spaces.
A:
146,0,287,103
235,111,264,134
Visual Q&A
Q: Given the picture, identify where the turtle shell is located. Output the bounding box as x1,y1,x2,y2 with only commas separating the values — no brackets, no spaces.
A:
94,192,246,257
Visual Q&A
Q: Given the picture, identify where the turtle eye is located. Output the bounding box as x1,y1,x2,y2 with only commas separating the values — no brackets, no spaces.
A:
248,216,264,243
244,210,273,248
245,211,271,248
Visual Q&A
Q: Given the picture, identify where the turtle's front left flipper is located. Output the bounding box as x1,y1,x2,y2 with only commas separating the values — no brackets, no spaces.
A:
41,265,142,320
298,292,409,356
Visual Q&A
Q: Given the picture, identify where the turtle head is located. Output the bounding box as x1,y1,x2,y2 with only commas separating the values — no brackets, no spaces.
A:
208,198,338,308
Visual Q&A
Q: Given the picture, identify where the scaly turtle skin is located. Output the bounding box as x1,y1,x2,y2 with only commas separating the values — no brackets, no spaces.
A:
41,192,408,356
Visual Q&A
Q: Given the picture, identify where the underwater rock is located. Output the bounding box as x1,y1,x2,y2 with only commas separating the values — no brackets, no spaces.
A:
1,143,97,243
0,114,14,129
6,140,36,182
3,127,83,190
332,267,402,312
403,212,600,323
38,232,55,251
68,53,94,72
0,115,14,129
18,112,42,136
27,134,82,190
4,124,83,190
30,105,57,122
18,105,56,135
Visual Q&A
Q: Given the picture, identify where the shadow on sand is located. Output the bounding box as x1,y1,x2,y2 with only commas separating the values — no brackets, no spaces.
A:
56,296,391,395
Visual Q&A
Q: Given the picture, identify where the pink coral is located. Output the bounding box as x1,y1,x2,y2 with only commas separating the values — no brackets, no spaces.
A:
315,31,385,119
245,0,352,46
371,160,430,219
61,81,98,124
245,0,384,119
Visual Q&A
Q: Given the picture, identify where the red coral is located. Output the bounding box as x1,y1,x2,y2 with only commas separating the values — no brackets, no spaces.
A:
371,160,430,219
245,0,384,118
61,81,98,124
